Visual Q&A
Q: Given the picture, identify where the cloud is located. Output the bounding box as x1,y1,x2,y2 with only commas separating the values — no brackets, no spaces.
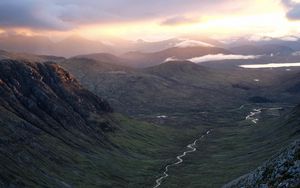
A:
188,54,259,63
161,16,199,25
282,0,300,20
0,0,72,30
175,39,214,47
164,57,180,62
0,0,231,31
240,62,300,68
280,36,299,41
163,53,259,63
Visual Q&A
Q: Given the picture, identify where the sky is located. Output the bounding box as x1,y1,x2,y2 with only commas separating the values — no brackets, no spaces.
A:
0,0,300,41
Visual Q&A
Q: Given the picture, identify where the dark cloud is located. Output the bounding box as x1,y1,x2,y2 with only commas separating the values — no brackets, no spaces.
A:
0,0,230,31
161,16,199,26
0,0,73,30
282,0,300,20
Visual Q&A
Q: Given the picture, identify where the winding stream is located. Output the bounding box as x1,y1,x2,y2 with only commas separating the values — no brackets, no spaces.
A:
153,129,213,188
245,107,286,124
245,108,262,124
152,105,288,187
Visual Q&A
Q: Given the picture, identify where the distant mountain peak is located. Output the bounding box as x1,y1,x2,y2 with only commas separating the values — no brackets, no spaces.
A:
175,39,214,48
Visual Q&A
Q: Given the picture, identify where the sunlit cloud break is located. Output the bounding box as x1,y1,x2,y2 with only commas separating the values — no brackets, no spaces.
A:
188,54,259,63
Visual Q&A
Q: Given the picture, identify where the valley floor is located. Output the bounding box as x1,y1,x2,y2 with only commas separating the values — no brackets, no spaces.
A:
145,102,299,188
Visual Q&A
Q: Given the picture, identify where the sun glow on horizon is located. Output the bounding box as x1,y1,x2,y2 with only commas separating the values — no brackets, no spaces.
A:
59,1,300,41
1,0,300,42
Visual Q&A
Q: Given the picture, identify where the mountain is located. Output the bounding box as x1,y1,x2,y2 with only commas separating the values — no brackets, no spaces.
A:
73,52,127,66
60,57,132,91
104,37,222,54
59,59,242,115
0,59,199,187
0,34,113,57
227,36,300,51
117,38,182,53
60,57,297,116
284,72,300,94
0,49,66,62
262,71,300,104
0,34,53,55
121,46,230,68
0,34,227,58
229,44,294,56
1,54,300,187
0,59,115,186
52,35,113,57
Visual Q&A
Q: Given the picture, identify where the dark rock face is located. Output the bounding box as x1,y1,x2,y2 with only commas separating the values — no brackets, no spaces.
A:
0,59,115,187
0,59,114,143
0,59,112,129
223,140,300,188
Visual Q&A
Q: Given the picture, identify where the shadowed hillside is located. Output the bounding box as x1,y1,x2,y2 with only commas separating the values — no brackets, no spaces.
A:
60,58,300,116
0,59,202,187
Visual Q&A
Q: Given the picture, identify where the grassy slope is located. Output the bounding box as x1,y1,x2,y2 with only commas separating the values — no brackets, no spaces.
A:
5,105,294,188
0,104,208,187
57,58,300,187
61,59,295,117
158,104,300,188
2,58,299,187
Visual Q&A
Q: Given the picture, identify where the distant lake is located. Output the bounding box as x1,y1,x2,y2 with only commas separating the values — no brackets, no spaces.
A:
240,63,300,68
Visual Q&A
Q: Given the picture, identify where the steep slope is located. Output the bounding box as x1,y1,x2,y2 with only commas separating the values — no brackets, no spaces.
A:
0,59,199,187
223,140,300,188
0,59,115,187
0,59,113,134
223,105,300,188
60,58,132,94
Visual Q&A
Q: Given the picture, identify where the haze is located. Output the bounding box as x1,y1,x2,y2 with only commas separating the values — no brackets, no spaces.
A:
0,0,300,41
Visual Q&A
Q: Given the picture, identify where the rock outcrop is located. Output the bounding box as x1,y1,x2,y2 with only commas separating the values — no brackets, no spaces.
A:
223,140,300,188
0,59,115,187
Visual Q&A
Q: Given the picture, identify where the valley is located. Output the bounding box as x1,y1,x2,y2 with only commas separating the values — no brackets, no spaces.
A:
148,103,298,188
154,129,213,188
1,1,300,187
0,41,300,188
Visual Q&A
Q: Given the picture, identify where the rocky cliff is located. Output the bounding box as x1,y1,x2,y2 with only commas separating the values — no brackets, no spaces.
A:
223,139,300,188
0,59,116,187
223,105,300,188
